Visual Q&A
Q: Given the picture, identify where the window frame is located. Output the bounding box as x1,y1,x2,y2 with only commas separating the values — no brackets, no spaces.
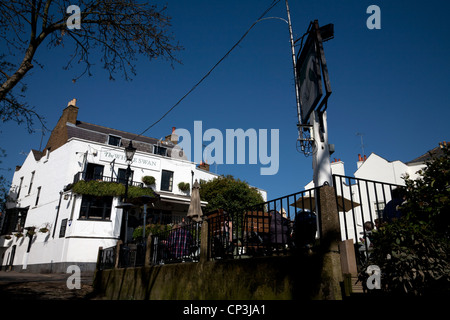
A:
108,135,122,147
35,186,41,206
160,170,174,192
16,177,23,200
153,145,167,156
85,163,105,181
117,168,134,185
79,195,113,220
28,171,35,195
59,218,68,238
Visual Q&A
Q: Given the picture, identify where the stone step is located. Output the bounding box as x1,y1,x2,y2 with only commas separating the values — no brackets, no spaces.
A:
351,276,364,293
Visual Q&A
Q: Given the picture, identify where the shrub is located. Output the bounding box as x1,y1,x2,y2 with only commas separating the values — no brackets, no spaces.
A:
132,224,173,240
199,175,264,215
368,218,449,295
362,143,450,296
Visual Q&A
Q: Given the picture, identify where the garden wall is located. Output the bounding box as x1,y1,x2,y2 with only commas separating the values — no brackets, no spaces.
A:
93,253,338,300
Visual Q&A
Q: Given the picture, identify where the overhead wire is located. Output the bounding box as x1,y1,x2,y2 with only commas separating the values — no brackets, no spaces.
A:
132,0,281,141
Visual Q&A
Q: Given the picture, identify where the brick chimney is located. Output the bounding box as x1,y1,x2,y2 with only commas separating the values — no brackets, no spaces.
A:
165,126,178,144
357,153,367,169
44,99,79,152
64,99,78,124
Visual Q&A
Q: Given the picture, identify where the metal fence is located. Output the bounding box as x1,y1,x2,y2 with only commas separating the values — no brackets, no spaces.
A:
207,187,322,260
151,221,202,265
97,246,116,270
145,213,186,226
332,174,403,264
118,243,146,268
97,185,346,269
73,171,144,187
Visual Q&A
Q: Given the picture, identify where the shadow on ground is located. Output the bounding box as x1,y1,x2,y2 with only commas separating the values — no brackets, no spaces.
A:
0,271,104,300
0,281,102,300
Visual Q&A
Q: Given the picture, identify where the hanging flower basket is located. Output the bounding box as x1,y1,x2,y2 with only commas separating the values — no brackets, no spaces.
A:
39,223,51,233
178,182,190,192
142,175,156,186
26,227,36,237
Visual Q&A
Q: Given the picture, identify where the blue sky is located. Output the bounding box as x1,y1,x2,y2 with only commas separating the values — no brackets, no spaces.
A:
1,0,449,200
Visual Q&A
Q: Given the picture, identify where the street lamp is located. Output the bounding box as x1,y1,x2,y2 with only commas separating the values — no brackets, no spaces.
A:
125,140,137,163
124,141,136,202
120,141,136,244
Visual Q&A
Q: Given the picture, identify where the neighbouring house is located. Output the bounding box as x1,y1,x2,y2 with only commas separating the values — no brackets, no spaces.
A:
305,142,447,242
0,99,267,273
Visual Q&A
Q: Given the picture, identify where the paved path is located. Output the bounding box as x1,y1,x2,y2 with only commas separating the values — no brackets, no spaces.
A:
0,270,103,300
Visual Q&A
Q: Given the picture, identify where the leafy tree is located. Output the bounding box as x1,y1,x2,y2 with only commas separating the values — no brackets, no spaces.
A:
365,143,450,296
199,175,264,216
0,0,182,132
402,143,450,235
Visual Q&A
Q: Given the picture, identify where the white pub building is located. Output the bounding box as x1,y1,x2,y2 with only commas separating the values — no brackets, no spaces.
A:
0,99,242,273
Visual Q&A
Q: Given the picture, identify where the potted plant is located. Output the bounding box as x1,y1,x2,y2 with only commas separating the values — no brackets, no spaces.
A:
142,175,156,186
25,226,36,237
178,182,190,192
39,223,51,233
14,232,23,238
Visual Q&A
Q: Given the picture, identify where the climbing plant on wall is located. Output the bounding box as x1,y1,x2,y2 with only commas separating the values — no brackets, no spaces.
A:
70,180,155,199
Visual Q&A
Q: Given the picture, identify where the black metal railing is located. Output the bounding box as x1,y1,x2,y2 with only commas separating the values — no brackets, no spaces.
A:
97,246,116,270
150,221,202,265
207,209,237,259
206,187,321,260
99,221,202,269
145,214,186,226
118,243,146,268
99,183,374,269
333,174,403,264
73,171,144,187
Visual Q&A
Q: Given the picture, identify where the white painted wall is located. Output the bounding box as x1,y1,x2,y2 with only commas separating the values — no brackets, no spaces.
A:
354,153,425,186
2,137,225,270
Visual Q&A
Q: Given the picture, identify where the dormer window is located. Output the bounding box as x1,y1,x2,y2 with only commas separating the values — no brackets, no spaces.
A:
154,145,167,156
108,135,121,147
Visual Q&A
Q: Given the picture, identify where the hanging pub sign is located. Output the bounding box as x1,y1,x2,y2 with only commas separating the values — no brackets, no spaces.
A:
296,20,333,125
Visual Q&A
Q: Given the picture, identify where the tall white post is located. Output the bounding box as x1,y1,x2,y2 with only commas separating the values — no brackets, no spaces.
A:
311,110,332,187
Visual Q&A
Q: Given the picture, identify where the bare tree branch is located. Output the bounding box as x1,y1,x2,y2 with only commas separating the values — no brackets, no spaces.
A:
0,0,182,134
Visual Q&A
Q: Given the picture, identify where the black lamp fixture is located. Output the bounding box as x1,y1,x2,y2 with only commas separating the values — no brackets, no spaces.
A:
125,140,137,162
123,140,136,199
119,140,136,244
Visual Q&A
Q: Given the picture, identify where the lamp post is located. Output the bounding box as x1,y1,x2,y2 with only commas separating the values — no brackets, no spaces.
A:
124,140,137,202
137,195,155,245
120,141,136,244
